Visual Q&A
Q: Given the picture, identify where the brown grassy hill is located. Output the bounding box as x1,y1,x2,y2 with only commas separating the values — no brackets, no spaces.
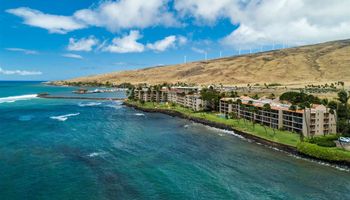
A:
59,39,350,86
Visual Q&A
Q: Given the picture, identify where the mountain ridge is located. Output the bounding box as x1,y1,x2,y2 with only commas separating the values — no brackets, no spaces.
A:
57,39,350,86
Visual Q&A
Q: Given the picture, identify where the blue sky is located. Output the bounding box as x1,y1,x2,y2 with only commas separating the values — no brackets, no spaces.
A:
1,0,350,81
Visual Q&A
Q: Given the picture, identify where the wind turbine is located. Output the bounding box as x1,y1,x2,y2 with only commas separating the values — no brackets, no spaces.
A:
204,52,207,61
184,55,187,64
219,51,222,58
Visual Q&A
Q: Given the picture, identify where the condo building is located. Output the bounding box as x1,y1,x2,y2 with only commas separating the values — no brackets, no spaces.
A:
220,97,337,136
134,86,206,111
134,88,168,102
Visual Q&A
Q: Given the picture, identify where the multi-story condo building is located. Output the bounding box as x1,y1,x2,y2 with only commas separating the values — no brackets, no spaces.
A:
134,88,168,102
134,86,206,111
220,97,337,137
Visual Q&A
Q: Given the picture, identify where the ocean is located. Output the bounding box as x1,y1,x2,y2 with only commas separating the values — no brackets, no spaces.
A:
0,81,350,199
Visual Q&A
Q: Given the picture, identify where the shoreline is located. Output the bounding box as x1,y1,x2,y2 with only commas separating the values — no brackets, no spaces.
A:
123,101,350,169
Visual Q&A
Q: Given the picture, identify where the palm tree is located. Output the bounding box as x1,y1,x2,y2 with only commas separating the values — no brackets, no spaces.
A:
250,106,258,130
263,103,272,135
337,90,350,133
235,99,243,124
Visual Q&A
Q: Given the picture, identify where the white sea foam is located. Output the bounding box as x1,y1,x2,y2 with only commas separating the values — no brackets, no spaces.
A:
78,102,102,107
0,94,37,104
87,152,106,157
50,113,80,121
287,154,350,172
203,125,245,139
105,104,122,109
134,113,145,116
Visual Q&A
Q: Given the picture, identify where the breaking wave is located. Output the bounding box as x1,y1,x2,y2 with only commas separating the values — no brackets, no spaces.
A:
78,102,102,107
0,94,37,104
87,152,106,158
50,113,80,122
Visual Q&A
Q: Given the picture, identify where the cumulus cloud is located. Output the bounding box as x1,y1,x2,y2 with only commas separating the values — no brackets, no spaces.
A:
5,48,38,55
6,7,85,34
191,47,207,54
177,36,188,46
175,0,350,47
174,0,236,24
7,0,178,34
146,35,187,51
0,67,42,76
67,36,99,51
74,0,178,32
147,36,177,52
62,53,83,59
103,30,145,53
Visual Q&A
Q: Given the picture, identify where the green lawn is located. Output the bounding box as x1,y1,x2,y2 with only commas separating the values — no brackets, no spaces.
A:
128,101,301,147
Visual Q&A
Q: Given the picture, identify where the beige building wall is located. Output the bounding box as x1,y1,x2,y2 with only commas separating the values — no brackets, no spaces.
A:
219,98,337,137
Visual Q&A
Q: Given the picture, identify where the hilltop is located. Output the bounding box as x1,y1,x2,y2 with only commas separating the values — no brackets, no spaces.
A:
56,39,350,86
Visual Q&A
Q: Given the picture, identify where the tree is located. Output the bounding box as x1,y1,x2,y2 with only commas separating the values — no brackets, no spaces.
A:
127,88,135,100
200,88,221,111
229,91,238,98
337,90,350,135
289,104,297,111
250,106,258,130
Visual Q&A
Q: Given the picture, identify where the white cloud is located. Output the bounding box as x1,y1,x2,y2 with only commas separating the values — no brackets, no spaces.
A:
73,0,178,32
146,35,187,52
0,67,42,76
62,53,83,59
174,0,235,24
103,30,145,53
147,35,177,52
6,7,85,34
9,1,350,47
175,0,350,47
7,0,178,34
5,48,38,55
67,36,99,52
191,47,206,54
177,36,188,46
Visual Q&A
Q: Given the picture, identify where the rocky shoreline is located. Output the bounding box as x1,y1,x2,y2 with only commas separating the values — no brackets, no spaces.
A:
123,101,350,168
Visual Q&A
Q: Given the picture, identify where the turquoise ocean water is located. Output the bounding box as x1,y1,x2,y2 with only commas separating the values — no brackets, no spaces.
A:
0,81,350,199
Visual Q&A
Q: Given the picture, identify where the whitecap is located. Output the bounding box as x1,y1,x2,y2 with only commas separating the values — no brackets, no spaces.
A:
134,113,145,116
0,94,37,104
105,104,122,110
50,113,80,121
78,102,102,107
87,152,105,157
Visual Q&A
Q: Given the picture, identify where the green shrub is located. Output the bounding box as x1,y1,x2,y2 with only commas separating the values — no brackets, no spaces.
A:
306,134,338,147
297,142,350,162
314,140,336,147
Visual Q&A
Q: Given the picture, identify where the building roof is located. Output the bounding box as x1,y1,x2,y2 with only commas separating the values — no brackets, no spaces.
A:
221,96,305,113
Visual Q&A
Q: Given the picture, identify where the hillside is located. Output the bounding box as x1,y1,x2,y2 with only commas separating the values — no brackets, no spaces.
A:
58,39,350,86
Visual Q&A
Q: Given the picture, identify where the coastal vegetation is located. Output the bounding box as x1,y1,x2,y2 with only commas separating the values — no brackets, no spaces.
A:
127,100,300,147
297,142,350,162
127,100,350,164
125,85,350,165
